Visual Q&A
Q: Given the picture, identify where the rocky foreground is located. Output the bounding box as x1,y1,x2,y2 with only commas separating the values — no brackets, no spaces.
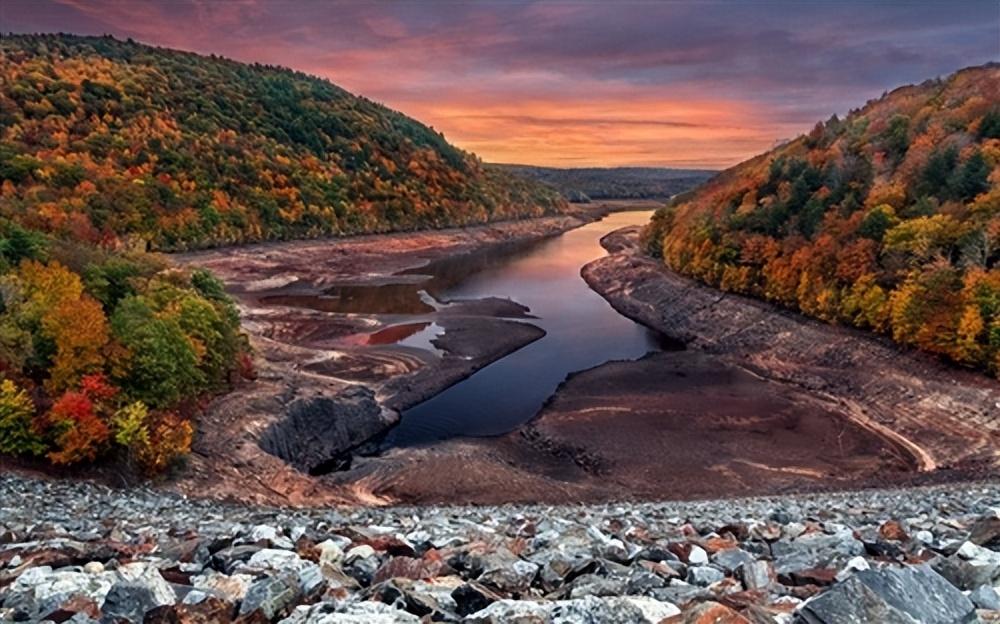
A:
2,474,1000,623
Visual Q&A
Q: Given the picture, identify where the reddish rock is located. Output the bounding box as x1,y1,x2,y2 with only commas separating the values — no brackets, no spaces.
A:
639,559,682,579
717,523,751,541
719,589,768,610
358,534,416,557
702,536,739,554
879,520,909,542
784,567,838,587
667,601,753,624
372,555,443,584
146,598,239,623
42,595,101,623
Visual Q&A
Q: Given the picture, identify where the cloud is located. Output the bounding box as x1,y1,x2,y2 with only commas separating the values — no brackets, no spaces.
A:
2,0,996,168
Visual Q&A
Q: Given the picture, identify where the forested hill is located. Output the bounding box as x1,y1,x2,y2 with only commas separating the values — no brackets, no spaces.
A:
0,34,566,251
493,164,715,202
644,63,1000,376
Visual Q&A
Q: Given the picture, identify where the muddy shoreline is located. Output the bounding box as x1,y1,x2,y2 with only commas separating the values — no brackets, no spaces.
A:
165,204,623,505
581,226,1000,477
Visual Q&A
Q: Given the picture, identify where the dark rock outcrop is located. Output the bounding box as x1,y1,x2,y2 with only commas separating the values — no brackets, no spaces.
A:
259,386,397,474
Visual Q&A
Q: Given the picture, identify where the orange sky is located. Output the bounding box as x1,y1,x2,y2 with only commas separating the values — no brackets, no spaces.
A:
4,0,997,169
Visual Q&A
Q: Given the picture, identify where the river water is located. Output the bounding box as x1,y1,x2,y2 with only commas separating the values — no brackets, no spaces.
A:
382,210,670,447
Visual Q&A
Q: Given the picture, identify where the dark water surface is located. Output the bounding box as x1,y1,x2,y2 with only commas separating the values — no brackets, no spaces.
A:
383,210,671,447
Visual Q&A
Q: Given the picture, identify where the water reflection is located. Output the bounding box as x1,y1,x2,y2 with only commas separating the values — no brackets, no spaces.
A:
259,210,669,445
385,210,671,446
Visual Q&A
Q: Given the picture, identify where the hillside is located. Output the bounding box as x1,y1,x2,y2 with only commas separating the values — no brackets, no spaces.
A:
0,34,566,251
644,63,1000,377
494,164,715,202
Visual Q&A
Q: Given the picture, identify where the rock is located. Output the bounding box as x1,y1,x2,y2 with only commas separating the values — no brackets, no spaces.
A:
82,562,104,575
3,567,113,622
243,548,325,597
969,512,1000,549
686,565,725,587
929,554,996,591
371,555,442,584
101,574,177,623
477,551,538,595
970,585,1000,610
783,567,838,587
452,581,504,616
315,540,344,566
280,600,421,623
834,556,870,582
239,573,302,620
465,599,550,623
688,545,709,565
797,564,975,624
713,548,756,573
190,571,253,604
259,387,397,474
548,595,679,623
566,573,626,598
211,545,262,573
676,601,752,623
738,561,774,590
36,594,101,623
878,521,909,542
145,596,235,624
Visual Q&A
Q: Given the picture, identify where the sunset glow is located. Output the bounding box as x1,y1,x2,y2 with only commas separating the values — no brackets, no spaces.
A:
3,0,997,168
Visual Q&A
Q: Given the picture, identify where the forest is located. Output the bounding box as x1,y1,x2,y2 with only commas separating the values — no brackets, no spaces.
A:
0,34,566,251
643,64,1000,377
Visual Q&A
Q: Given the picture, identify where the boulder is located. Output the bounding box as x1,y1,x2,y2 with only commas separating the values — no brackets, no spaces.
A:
796,564,975,624
477,551,539,595
969,585,1000,610
259,387,397,474
239,573,302,620
452,581,504,616
686,566,725,587
3,566,113,622
968,512,1000,549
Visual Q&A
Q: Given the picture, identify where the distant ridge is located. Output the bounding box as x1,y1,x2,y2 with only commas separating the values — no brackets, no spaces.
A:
493,164,716,202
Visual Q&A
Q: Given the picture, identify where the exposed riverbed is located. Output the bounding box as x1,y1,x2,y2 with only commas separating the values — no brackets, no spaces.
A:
165,206,992,506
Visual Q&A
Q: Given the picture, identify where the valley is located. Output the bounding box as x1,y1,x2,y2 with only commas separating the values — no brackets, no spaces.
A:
169,201,993,507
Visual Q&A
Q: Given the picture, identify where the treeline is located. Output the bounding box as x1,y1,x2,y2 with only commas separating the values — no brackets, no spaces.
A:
644,64,1000,376
0,34,567,251
494,165,715,202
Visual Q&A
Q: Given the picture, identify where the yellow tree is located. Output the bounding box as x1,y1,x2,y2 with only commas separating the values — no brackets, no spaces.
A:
18,261,109,393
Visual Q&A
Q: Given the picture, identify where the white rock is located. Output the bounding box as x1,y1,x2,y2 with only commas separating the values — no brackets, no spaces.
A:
836,556,870,582
82,561,104,575
611,596,681,621
345,545,376,562
687,545,708,565
316,539,344,565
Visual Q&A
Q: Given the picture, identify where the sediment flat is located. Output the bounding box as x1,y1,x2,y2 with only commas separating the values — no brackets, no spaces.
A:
114,213,999,507
167,209,606,505
582,226,1000,477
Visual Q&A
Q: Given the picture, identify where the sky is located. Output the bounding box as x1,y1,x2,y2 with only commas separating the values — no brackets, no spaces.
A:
2,1,998,169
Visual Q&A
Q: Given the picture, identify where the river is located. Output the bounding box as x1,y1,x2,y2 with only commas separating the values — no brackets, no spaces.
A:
380,210,670,446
